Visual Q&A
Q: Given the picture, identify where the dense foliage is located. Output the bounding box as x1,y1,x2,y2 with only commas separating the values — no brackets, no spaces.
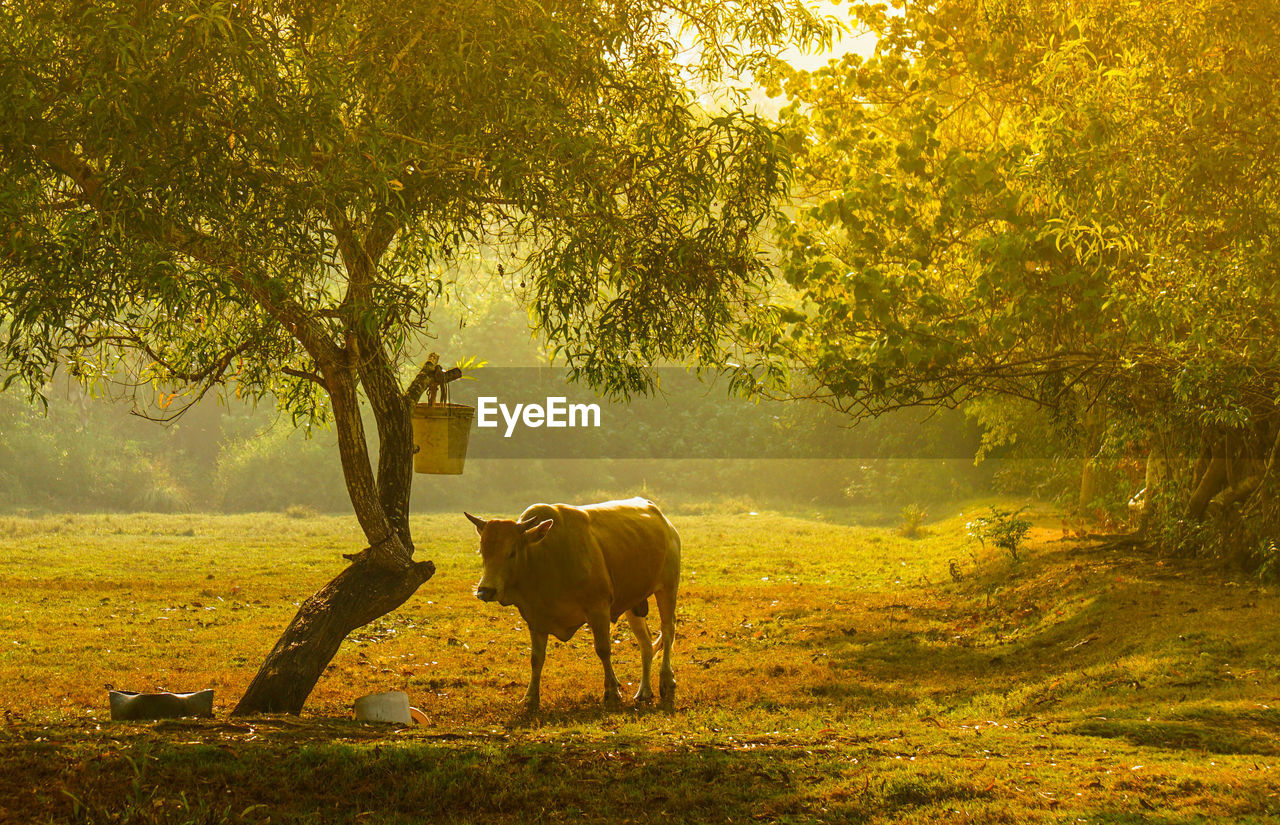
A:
769,0,1280,569
0,0,827,402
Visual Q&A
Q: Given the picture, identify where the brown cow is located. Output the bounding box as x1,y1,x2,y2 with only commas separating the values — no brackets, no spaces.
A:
465,497,680,710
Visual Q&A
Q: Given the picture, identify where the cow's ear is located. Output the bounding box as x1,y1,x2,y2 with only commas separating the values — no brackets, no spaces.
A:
463,512,487,534
524,519,554,545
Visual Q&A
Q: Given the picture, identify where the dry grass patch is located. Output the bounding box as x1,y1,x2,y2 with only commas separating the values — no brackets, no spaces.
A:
1,507,1279,823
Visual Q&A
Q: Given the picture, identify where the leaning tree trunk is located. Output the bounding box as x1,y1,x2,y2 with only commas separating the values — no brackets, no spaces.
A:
232,556,434,715
1187,439,1229,520
231,362,431,715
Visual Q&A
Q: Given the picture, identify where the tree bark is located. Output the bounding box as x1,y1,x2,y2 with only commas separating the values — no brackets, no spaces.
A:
232,557,435,715
324,364,409,569
232,353,432,715
1078,404,1106,515
351,336,416,548
1079,459,1100,515
1134,438,1169,536
1187,440,1229,520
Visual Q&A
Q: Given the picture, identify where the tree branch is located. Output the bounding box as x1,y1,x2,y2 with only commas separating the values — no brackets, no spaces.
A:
404,354,442,404
38,144,342,371
282,366,327,387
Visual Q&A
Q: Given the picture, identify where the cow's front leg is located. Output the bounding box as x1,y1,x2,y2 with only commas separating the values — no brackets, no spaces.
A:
523,629,548,711
587,610,622,706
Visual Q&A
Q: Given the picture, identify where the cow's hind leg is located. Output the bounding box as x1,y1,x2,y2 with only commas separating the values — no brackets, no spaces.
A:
523,629,548,711
654,587,677,705
626,610,654,703
587,609,623,707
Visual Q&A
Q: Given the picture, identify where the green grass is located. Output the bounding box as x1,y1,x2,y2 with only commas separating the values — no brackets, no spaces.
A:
2,504,1279,823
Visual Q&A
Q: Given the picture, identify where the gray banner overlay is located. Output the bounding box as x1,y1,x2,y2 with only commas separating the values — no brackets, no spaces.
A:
429,368,982,459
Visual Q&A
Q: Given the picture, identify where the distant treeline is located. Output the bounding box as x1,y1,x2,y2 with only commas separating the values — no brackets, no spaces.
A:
0,379,1014,517
0,294,1039,517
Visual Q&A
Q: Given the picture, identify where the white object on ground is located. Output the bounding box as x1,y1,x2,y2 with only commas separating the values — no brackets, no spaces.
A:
353,690,412,724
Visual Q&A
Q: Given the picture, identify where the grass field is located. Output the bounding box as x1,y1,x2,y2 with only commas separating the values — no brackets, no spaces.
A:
2,504,1279,824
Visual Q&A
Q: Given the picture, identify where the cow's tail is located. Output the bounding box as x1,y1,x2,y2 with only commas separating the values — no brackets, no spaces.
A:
650,631,663,652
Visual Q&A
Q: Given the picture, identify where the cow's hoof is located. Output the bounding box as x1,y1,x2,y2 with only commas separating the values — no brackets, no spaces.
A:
659,677,676,705
522,695,540,712
633,688,654,704
603,690,623,707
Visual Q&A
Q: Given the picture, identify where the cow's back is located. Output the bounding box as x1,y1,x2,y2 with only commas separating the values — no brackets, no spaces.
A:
522,497,679,623
584,498,679,609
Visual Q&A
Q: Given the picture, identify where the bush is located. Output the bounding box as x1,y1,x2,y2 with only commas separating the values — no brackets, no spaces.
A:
967,506,1032,561
897,503,928,538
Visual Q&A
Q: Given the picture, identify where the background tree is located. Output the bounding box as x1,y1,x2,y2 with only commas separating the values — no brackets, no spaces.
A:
0,0,829,713
765,0,1280,569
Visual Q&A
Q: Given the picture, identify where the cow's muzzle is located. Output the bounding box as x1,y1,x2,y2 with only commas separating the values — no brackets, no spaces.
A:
475,586,498,602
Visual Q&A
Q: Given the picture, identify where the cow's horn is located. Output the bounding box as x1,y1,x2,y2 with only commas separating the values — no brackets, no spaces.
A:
463,512,487,532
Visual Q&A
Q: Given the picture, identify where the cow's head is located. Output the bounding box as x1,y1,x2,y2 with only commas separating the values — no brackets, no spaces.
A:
464,512,553,604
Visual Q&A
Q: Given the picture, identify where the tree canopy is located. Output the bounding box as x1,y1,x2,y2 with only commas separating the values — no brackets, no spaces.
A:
767,0,1280,555
0,0,828,408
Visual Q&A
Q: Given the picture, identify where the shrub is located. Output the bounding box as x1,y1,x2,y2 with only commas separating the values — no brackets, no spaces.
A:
967,506,1032,561
284,504,321,519
897,503,928,538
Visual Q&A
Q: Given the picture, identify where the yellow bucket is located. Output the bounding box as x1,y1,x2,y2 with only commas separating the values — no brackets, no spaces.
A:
411,402,475,474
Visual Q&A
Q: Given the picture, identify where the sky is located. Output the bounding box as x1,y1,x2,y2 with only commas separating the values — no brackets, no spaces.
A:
782,3,879,71
704,2,881,117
